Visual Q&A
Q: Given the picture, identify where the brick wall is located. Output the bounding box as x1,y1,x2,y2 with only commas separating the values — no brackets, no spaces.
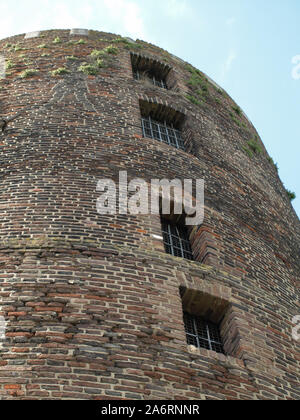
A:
0,29,299,400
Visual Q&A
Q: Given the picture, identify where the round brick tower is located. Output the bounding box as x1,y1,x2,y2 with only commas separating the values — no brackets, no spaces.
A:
0,29,299,400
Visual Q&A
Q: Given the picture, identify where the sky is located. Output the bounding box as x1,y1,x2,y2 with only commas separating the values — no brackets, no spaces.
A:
0,0,299,218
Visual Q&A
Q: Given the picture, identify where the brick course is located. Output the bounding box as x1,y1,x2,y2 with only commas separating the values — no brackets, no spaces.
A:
0,29,299,400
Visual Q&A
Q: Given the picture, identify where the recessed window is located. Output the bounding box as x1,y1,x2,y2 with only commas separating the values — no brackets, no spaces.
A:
134,70,167,89
139,100,187,152
142,117,185,151
180,287,228,355
131,53,171,90
183,312,224,354
161,218,194,260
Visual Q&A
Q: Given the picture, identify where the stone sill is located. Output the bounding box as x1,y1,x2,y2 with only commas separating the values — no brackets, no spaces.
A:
187,345,245,369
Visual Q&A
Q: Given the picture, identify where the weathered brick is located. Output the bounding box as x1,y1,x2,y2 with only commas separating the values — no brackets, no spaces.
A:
0,28,298,402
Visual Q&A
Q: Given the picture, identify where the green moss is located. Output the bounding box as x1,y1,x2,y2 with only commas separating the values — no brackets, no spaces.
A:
51,67,70,76
20,69,39,78
186,94,202,106
127,43,142,51
37,44,47,49
96,59,104,68
286,189,296,201
229,111,248,131
78,63,99,75
196,89,208,100
103,45,119,55
185,65,210,105
243,137,263,158
6,60,14,70
242,145,254,159
89,47,117,69
230,111,243,128
111,37,142,50
14,45,25,51
75,39,87,45
232,105,242,116
66,55,79,61
267,156,279,171
53,37,61,44
91,49,106,58
111,37,127,44
10,44,25,52
247,137,263,155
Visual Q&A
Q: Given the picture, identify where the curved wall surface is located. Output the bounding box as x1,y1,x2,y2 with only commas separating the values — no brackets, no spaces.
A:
0,29,299,400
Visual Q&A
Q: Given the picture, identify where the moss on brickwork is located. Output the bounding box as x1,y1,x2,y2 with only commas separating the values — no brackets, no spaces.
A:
286,189,296,201
20,68,38,78
243,137,263,158
78,63,99,75
50,67,70,77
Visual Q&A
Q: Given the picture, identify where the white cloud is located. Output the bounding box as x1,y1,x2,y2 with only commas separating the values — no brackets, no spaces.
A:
0,3,14,40
221,49,237,80
48,3,83,28
102,0,146,39
163,0,190,19
0,0,147,41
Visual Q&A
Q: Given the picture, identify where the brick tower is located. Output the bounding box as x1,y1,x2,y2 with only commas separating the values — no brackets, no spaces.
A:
0,29,299,400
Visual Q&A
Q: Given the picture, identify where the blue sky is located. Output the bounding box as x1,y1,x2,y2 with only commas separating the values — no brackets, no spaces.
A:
0,0,299,218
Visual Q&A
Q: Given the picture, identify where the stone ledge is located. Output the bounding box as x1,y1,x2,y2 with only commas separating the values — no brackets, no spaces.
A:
70,29,89,36
187,345,245,369
24,31,41,39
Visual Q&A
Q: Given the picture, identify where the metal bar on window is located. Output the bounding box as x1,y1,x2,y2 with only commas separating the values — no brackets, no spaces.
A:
164,121,171,147
167,223,175,257
193,316,201,349
176,225,185,258
162,220,193,261
183,312,224,355
141,118,185,151
141,118,146,137
206,323,213,351
173,128,180,150
148,116,154,139
157,121,163,143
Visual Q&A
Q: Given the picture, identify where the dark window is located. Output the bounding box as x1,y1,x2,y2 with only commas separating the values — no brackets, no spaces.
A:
133,70,167,89
142,116,185,151
161,219,193,260
131,53,170,90
183,312,224,354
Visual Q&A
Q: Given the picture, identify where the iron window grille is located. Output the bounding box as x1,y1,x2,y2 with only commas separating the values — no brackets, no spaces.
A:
134,70,167,89
161,219,194,260
141,116,185,151
183,312,225,354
